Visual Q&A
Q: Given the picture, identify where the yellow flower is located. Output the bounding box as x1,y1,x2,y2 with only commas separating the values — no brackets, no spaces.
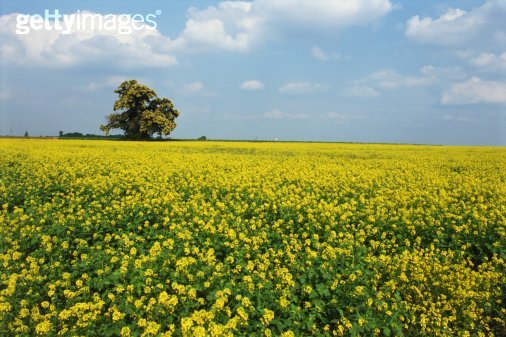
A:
142,321,161,336
112,308,125,321
192,326,206,337
237,307,248,321
120,326,131,337
262,309,274,325
35,320,52,335
354,286,364,296
279,296,290,308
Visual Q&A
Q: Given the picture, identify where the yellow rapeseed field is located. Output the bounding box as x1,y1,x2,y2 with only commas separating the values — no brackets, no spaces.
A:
0,139,505,336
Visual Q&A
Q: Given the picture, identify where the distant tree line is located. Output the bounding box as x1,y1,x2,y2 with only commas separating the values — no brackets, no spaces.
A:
59,132,124,139
58,132,208,141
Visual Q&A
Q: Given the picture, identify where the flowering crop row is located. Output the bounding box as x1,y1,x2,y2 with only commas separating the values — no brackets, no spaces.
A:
0,139,504,336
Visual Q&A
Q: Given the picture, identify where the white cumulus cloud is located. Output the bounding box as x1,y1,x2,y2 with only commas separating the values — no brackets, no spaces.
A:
240,80,264,90
0,12,180,68
0,1,395,68
469,52,506,71
442,77,506,105
311,46,348,61
405,0,506,46
180,2,260,52
279,82,322,95
180,0,393,52
368,68,436,89
349,67,440,96
348,66,468,98
259,0,393,29
311,46,330,61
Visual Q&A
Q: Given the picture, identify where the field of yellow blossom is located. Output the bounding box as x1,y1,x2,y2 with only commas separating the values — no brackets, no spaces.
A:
0,138,505,336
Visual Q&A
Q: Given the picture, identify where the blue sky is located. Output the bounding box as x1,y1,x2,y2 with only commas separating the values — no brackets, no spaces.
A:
0,0,505,145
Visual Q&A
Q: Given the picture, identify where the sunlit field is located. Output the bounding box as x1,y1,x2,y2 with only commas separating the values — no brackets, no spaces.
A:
1,139,505,336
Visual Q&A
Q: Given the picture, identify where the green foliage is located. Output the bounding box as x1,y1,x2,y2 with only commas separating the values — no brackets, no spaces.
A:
100,80,180,139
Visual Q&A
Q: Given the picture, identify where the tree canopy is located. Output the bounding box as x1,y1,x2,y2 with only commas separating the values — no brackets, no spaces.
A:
100,80,180,139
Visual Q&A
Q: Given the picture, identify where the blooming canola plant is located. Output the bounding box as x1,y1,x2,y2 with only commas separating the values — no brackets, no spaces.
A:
0,139,504,336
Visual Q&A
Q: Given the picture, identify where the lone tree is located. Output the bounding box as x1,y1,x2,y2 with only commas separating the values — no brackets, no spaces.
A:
100,80,180,139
